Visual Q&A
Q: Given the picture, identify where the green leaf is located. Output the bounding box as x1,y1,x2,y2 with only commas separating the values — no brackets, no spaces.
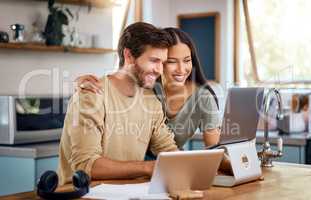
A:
65,8,74,19
57,11,69,25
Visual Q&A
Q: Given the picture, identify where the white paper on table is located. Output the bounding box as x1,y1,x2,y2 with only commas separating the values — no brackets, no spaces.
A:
83,182,170,200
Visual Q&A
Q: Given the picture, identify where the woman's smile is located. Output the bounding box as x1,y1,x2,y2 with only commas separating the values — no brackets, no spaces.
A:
172,74,187,82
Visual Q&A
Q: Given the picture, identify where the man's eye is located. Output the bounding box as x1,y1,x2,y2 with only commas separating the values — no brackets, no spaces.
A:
150,59,161,63
167,60,177,63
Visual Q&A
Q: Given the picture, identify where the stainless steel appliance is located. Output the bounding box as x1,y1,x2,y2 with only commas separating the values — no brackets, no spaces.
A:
0,96,69,145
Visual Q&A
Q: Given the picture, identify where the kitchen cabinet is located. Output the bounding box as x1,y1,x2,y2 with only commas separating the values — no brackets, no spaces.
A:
256,131,310,164
0,142,59,196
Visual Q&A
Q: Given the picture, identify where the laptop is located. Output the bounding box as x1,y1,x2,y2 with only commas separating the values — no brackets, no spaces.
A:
207,87,264,149
149,87,264,193
149,149,224,194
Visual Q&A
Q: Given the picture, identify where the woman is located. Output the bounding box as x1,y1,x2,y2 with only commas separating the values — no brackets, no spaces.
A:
76,27,221,150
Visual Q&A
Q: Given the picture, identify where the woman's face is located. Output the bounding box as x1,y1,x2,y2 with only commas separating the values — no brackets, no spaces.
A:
163,42,192,87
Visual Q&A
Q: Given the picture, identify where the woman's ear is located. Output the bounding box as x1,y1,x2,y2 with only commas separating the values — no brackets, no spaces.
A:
123,48,135,65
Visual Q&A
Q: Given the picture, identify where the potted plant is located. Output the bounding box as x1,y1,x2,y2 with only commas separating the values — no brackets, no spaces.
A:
44,0,73,46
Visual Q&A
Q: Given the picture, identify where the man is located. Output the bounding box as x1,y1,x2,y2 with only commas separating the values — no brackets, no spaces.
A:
58,22,178,185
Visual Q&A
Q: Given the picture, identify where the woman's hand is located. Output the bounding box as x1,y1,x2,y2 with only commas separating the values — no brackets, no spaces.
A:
202,129,233,175
203,128,220,147
75,74,103,94
218,153,233,176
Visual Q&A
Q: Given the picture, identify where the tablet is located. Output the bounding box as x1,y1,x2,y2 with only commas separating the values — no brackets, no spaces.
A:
149,149,224,194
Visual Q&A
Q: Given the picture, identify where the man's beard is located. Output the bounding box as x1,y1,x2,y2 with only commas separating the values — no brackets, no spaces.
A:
133,63,145,88
132,62,159,89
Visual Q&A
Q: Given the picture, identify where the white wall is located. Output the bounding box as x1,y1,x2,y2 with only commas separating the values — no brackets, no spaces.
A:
0,0,116,96
144,0,234,89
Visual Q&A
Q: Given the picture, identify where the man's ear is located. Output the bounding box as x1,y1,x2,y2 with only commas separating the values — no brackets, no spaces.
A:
123,48,135,65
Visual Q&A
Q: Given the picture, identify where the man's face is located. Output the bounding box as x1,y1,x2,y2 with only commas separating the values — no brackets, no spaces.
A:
132,46,168,89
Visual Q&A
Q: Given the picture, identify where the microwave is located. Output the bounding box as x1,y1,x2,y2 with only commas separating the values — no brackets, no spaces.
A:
0,96,69,145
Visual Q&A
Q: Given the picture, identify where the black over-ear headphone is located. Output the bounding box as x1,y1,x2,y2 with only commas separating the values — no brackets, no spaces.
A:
37,170,90,200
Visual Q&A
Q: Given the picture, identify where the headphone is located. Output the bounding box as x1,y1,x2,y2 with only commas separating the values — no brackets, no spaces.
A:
37,170,90,200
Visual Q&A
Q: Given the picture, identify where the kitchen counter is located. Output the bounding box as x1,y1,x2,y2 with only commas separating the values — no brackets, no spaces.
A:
190,131,311,146
0,142,59,158
1,162,311,200
2,132,309,158
189,131,311,164
256,131,311,146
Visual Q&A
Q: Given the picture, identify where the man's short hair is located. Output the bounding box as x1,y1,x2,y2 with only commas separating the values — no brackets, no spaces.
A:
117,22,172,67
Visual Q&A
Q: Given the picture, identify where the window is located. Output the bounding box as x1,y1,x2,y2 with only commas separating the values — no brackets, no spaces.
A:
112,0,130,49
112,0,141,49
112,0,142,68
237,0,311,87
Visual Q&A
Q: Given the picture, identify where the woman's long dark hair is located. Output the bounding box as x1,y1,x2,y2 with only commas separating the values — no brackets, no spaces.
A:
163,27,219,109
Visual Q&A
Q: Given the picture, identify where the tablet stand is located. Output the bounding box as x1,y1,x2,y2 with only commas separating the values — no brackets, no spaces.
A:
213,140,262,187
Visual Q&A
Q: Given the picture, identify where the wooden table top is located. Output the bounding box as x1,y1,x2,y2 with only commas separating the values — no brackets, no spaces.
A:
1,163,311,200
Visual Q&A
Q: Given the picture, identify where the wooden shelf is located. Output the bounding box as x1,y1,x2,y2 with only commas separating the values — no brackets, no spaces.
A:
38,0,115,8
0,43,116,54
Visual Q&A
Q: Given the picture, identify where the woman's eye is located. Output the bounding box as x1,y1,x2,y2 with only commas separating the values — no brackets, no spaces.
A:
184,59,192,63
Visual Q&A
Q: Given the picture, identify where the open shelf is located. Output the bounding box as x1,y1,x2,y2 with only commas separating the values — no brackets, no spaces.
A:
39,0,115,8
0,43,116,54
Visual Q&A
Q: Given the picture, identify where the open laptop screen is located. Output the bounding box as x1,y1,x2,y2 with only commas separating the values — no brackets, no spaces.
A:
210,87,264,148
